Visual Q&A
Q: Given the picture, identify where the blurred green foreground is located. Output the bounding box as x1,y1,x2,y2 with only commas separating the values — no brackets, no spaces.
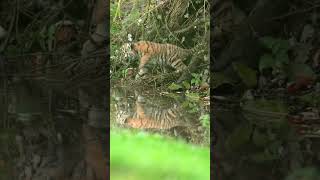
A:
110,130,210,180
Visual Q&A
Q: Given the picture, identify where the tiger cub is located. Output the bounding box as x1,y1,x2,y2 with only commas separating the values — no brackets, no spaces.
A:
115,93,189,130
122,41,191,79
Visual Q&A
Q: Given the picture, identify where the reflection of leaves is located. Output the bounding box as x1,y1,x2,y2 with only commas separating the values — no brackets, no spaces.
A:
249,141,282,163
243,99,288,114
212,72,234,89
298,92,320,106
232,62,257,88
252,128,269,147
285,167,320,180
242,99,288,126
288,63,315,81
275,52,289,65
260,36,276,49
47,24,57,51
249,149,278,162
300,24,314,43
259,51,289,72
6,45,20,56
259,36,290,54
272,39,290,54
259,54,274,71
226,124,252,152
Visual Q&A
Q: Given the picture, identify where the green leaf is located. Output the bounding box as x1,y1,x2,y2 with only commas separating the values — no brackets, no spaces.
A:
232,62,257,88
191,73,200,78
168,83,183,91
47,24,56,51
259,54,275,72
185,92,200,101
199,114,210,128
182,81,191,89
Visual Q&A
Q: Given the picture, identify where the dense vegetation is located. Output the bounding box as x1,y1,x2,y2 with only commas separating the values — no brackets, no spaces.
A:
110,1,210,179
111,0,210,90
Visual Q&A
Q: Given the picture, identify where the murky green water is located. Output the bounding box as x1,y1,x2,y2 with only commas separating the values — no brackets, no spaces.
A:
110,86,210,146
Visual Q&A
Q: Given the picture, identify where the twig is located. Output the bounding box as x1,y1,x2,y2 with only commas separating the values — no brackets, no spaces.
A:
270,4,320,20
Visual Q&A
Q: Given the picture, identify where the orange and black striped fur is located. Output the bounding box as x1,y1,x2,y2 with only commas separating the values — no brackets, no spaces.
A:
117,98,186,129
123,41,191,79
113,89,190,130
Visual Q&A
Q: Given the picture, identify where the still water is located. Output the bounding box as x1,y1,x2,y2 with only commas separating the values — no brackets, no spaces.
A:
110,86,210,146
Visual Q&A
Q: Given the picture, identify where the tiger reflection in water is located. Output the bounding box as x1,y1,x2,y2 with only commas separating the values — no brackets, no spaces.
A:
112,88,194,131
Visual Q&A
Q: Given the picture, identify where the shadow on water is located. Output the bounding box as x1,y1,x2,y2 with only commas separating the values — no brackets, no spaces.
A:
111,86,210,146
0,75,108,179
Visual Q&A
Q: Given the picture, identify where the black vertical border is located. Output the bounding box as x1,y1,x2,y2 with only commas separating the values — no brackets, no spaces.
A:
210,0,215,179
106,0,111,179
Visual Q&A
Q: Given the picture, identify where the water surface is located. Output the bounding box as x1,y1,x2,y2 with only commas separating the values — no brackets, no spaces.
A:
110,86,210,146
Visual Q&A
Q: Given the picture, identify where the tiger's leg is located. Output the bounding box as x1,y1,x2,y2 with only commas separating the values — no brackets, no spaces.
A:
138,54,151,69
135,67,149,80
170,58,187,73
136,54,151,80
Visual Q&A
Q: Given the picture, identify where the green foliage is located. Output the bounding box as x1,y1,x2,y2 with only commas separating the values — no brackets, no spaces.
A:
258,37,290,73
185,91,200,102
191,73,202,86
168,83,183,91
182,81,191,89
110,0,209,83
242,99,289,127
298,92,320,107
121,68,128,78
199,114,210,128
111,130,210,180
287,62,315,81
212,72,235,89
249,141,282,163
232,62,257,88
260,36,290,54
285,167,320,180
225,124,252,152
181,98,200,113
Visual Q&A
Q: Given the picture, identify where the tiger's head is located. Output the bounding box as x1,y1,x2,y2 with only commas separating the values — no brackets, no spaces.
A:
120,42,138,59
116,108,130,125
112,90,133,126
